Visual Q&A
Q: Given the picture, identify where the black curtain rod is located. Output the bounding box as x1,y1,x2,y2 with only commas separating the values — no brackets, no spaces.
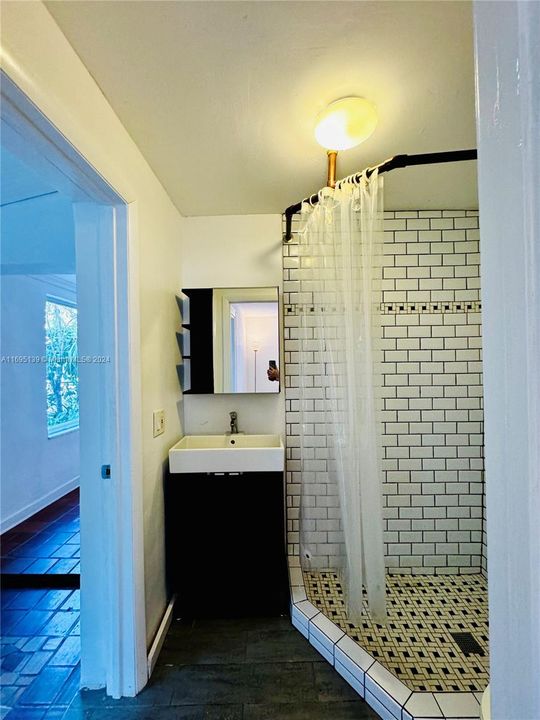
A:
283,148,477,242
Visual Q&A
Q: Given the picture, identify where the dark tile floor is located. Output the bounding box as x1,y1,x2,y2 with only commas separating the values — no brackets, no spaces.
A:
0,588,80,719
2,497,380,719
60,615,380,720
1,492,80,577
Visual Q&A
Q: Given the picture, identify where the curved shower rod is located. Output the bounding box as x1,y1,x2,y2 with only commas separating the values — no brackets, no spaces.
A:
282,148,478,242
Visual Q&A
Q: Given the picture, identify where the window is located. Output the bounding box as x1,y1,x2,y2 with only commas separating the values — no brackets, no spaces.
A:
45,297,79,437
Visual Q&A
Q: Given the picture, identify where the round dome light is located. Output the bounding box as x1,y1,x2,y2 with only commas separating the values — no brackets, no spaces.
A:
314,97,378,151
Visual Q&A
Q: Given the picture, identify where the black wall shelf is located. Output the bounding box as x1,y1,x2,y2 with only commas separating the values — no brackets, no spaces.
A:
175,289,214,394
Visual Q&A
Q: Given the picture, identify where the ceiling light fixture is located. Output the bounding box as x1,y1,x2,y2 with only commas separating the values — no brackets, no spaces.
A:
314,97,378,187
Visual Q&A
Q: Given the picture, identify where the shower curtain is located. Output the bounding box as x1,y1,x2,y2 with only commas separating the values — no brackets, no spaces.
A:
297,170,387,624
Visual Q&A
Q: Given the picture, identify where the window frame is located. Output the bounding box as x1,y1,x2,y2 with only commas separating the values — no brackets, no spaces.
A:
45,294,79,438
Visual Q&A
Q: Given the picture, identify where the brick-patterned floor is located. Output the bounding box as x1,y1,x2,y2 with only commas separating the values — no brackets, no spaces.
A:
1,491,80,576
1,493,81,718
0,588,80,719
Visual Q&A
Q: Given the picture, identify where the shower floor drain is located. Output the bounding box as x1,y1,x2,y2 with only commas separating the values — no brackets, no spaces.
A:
450,632,485,656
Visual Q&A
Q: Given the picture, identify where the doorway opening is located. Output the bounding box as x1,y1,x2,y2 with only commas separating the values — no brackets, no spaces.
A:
1,147,82,715
0,69,147,714
1,147,81,580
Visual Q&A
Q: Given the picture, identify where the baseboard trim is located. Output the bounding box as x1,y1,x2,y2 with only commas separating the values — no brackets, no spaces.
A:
147,594,177,678
1,476,80,534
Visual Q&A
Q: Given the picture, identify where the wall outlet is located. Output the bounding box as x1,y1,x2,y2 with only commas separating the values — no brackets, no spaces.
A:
153,409,165,438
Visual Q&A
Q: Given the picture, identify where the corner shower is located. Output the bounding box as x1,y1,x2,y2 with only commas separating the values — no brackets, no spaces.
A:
282,147,488,714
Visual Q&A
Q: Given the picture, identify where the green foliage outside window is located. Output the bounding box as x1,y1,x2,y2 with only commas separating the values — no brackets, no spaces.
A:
45,298,79,435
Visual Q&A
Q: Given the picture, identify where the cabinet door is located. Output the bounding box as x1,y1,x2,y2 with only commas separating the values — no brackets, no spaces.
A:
239,473,285,566
167,471,287,616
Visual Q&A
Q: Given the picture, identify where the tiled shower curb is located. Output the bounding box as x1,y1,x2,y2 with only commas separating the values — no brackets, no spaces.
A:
288,557,483,720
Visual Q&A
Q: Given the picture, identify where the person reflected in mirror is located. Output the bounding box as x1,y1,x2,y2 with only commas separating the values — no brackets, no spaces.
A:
267,361,280,382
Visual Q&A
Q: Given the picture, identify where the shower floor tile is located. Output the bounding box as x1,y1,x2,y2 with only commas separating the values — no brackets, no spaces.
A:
304,571,489,693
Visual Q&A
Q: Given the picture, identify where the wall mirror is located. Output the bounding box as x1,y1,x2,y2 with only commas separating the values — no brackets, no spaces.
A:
177,287,280,394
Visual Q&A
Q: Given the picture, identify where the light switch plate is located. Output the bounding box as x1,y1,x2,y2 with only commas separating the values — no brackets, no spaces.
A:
153,409,165,437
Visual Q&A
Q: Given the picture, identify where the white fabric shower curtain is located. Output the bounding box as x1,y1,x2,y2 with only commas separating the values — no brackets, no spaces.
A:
297,170,387,624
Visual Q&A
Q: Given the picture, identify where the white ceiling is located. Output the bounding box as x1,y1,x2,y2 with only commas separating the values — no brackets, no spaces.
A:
0,145,58,206
0,147,76,275
45,1,478,216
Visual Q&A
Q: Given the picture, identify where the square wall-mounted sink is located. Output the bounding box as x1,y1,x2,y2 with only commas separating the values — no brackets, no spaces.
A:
169,434,284,474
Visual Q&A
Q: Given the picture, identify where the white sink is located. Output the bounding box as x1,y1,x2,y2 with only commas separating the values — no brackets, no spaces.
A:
169,434,284,474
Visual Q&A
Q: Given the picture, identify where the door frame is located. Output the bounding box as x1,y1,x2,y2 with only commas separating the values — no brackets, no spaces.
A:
473,2,540,717
0,70,147,696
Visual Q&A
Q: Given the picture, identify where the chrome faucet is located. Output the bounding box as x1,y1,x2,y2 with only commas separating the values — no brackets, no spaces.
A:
229,411,238,434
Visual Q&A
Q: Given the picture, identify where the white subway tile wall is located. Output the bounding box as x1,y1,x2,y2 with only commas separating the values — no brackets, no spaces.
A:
282,210,487,574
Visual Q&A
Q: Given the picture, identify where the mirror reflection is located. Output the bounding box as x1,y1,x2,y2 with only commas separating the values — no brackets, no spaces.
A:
180,287,279,394
213,288,279,394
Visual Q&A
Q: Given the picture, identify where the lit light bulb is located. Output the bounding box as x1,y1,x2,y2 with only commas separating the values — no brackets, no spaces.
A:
315,97,377,151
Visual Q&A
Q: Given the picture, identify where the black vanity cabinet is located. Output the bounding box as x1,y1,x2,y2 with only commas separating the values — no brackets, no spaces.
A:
165,470,288,617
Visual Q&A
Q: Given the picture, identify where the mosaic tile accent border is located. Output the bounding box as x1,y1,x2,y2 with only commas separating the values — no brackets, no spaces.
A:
380,300,482,315
303,570,489,694
283,300,482,316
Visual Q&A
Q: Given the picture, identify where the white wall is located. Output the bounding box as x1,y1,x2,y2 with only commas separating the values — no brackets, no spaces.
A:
474,2,540,718
0,273,79,532
0,1,184,650
240,314,278,394
181,214,284,436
